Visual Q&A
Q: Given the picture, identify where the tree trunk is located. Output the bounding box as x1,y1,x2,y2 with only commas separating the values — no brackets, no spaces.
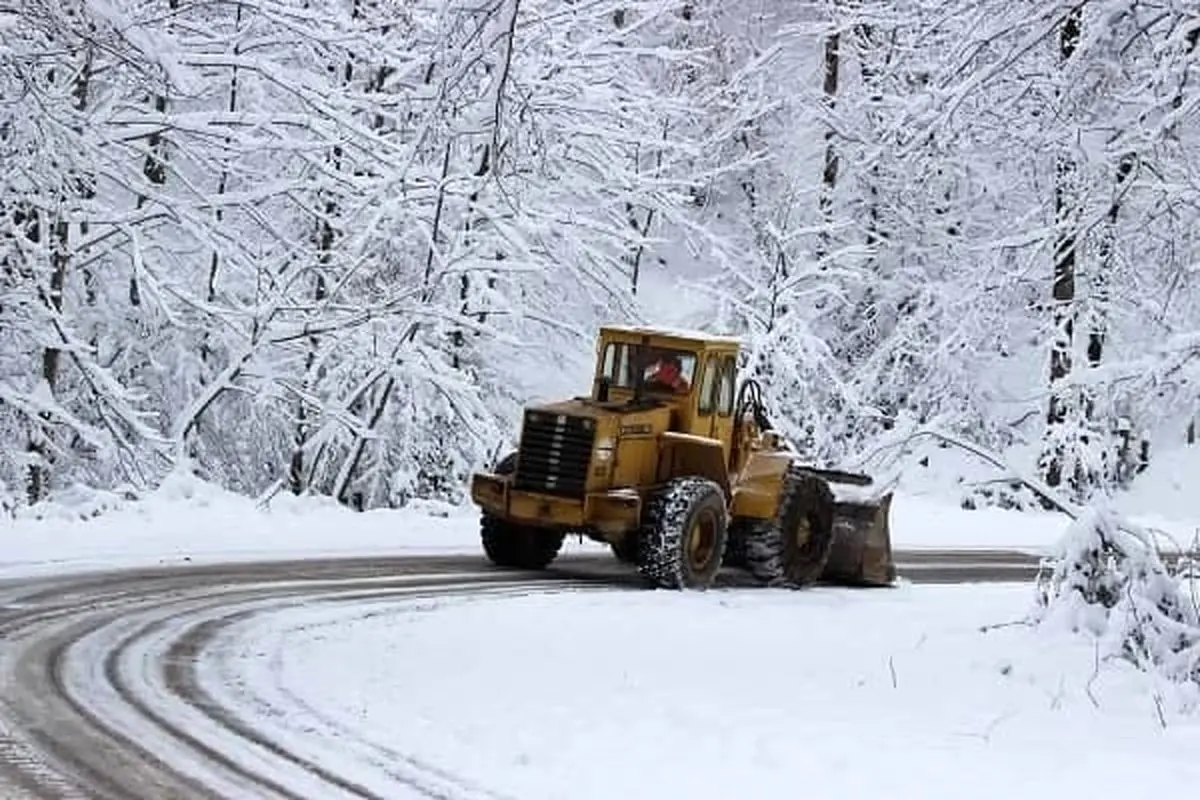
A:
454,0,520,367
205,2,242,312
28,51,95,503
132,0,178,306
185,2,243,465
855,24,886,256
289,275,326,494
816,30,840,262
1094,153,1140,482
1090,153,1135,368
291,0,355,495
25,205,52,504
1043,6,1082,490
333,376,396,507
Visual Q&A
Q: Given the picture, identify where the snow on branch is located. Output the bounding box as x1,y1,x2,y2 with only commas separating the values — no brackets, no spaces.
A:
1033,508,1200,689
870,428,1200,689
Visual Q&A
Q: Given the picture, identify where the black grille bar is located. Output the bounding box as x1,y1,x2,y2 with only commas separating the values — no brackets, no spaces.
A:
514,411,595,498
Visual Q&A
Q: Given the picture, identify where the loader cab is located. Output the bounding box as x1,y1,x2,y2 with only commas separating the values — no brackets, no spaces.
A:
592,326,742,459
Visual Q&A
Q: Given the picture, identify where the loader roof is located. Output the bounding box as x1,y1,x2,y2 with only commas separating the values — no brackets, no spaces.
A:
599,324,742,349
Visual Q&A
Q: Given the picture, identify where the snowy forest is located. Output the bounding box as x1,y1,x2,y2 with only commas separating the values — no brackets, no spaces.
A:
1,0,1197,512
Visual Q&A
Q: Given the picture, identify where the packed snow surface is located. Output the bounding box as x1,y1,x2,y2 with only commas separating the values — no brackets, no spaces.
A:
208,582,1200,800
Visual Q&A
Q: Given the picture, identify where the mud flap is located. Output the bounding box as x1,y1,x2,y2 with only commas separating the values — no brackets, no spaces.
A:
821,490,897,587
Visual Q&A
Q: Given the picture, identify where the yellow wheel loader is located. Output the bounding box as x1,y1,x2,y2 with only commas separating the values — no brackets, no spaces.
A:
469,325,897,590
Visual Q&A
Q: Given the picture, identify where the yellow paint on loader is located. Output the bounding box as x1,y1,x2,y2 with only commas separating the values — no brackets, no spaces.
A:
468,324,896,590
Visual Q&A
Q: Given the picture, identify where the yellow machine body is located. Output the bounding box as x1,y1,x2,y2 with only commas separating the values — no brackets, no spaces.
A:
469,325,895,586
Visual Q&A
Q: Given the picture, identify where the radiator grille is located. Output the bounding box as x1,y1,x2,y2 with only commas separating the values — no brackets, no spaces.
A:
513,411,595,498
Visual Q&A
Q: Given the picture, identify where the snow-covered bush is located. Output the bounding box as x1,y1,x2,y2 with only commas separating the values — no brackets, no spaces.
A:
1033,507,1200,687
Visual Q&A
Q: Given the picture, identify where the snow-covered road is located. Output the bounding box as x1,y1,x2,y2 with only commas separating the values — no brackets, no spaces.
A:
0,556,604,799
0,550,1051,799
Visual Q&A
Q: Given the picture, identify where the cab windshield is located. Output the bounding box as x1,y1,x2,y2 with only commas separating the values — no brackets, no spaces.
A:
599,342,697,396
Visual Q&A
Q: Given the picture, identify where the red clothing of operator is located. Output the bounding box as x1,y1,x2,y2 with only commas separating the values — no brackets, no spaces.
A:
646,355,690,394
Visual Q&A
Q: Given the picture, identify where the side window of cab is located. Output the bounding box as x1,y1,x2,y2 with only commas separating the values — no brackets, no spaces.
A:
717,355,736,416
697,355,719,415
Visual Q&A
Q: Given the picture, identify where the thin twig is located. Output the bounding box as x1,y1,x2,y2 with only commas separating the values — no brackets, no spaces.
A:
1085,639,1101,709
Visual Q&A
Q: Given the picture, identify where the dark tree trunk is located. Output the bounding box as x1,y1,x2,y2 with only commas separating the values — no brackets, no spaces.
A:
817,31,840,261
289,269,328,495
28,52,95,503
292,0,354,495
1043,6,1083,490
855,24,886,256
184,2,244,467
1090,153,1135,369
454,0,519,367
131,0,178,307
203,2,243,315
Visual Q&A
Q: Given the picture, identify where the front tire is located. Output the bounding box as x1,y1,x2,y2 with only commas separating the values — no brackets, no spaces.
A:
481,515,564,569
746,467,835,588
611,535,638,563
637,477,728,589
479,450,564,570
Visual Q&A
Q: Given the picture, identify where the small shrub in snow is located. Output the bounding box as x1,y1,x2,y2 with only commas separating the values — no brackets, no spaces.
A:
958,480,1045,512
1033,507,1200,688
10,483,141,522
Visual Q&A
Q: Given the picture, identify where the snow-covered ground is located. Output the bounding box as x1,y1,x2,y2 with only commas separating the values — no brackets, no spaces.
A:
0,448,1196,798
206,581,1200,800
0,474,1093,580
1,456,1196,580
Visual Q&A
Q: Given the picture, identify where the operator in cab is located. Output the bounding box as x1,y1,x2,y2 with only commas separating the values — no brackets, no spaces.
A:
645,353,690,394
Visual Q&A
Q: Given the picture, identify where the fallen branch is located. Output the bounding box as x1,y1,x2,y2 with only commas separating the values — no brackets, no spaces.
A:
857,424,1082,517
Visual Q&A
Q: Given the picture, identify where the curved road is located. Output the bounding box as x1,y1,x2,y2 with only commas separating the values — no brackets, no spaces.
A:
0,549,1042,799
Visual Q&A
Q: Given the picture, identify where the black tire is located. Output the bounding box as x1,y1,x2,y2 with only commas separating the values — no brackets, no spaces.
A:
479,451,564,570
481,514,564,569
611,535,638,563
636,477,728,589
723,520,750,569
746,467,835,588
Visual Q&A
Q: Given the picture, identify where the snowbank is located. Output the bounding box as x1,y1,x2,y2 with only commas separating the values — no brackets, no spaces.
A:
210,583,1200,800
1,464,1195,580
0,472,477,579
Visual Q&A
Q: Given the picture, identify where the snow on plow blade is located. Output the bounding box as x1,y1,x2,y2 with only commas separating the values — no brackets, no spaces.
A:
812,470,897,587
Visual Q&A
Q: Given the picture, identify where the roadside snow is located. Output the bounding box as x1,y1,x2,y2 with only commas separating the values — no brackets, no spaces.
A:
212,582,1200,800
890,438,1200,551
0,479,1036,580
0,473,478,579
0,458,1194,579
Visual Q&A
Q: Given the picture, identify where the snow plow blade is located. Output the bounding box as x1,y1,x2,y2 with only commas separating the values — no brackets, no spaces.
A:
810,469,897,587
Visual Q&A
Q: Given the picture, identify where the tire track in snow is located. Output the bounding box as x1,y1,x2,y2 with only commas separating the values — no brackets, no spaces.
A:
0,576,222,800
0,550,1040,798
71,574,580,799
181,584,595,800
0,557,584,798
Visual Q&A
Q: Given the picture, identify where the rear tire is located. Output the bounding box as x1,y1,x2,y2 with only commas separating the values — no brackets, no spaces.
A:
479,450,564,570
636,477,728,589
746,467,835,588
